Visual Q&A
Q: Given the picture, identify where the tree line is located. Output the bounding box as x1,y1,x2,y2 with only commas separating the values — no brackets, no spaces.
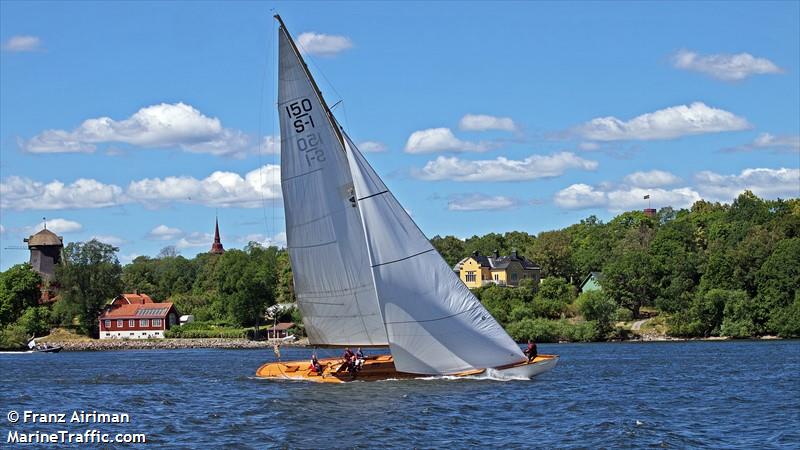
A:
1,191,798,348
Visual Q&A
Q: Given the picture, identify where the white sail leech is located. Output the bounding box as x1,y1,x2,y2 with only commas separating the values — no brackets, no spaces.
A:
278,27,388,346
342,132,526,374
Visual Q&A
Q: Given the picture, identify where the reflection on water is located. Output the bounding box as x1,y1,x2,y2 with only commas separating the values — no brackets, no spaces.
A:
1,341,798,448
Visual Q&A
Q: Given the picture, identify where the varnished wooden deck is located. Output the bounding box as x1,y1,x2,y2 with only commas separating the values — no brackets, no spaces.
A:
255,354,558,383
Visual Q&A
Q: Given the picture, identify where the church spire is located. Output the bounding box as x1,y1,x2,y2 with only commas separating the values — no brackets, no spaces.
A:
210,215,225,254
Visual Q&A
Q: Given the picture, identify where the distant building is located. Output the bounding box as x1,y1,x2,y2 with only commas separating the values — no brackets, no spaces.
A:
24,228,63,282
210,217,225,254
453,250,541,288
643,208,657,217
108,292,154,309
99,301,179,340
580,272,603,293
265,322,295,339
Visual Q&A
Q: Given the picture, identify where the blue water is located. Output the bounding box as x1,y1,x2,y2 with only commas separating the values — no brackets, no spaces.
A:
1,341,798,448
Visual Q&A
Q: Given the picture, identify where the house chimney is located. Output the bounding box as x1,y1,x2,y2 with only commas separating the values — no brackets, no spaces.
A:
472,250,479,257
512,249,518,259
493,249,500,258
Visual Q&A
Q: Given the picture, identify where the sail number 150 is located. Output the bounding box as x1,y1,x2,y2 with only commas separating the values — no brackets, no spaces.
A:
285,99,315,133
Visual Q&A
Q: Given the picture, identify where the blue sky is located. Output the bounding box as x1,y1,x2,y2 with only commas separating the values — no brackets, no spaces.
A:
1,1,798,270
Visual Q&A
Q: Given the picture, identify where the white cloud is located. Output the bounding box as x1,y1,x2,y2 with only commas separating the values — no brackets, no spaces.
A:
723,133,800,154
447,194,520,211
458,114,516,132
297,32,353,56
27,218,83,234
260,135,280,155
695,168,800,201
0,224,4,234
21,103,252,157
414,152,598,182
90,235,127,246
573,102,750,141
127,164,281,208
2,35,42,52
147,225,184,241
623,170,681,188
238,231,287,248
176,232,214,249
358,141,387,153
672,49,783,81
404,128,493,153
554,184,701,211
0,176,124,210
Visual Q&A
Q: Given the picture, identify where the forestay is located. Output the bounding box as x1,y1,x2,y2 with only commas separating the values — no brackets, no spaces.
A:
342,132,526,374
278,27,387,346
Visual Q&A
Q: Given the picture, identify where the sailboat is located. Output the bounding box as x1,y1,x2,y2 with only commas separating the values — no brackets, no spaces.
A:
256,15,558,383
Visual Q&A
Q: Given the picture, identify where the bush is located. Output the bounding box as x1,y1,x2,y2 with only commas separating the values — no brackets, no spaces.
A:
507,318,599,343
18,307,51,337
576,291,616,329
0,323,28,350
721,294,761,338
767,295,800,338
614,308,633,322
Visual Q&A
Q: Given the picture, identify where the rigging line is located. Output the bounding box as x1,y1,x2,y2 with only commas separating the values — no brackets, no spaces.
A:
384,304,484,325
371,248,435,268
271,17,278,245
357,190,388,202
256,14,275,242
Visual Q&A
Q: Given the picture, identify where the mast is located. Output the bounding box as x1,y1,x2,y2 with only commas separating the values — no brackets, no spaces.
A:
273,14,346,151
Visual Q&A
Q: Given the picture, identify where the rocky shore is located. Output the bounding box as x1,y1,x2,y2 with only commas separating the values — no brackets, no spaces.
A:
49,338,309,351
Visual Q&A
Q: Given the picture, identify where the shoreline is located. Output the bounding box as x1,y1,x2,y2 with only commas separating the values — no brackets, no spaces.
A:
24,335,787,352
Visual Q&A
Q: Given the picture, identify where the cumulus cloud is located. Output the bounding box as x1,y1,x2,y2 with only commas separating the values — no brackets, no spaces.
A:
672,49,783,81
237,231,287,248
2,35,43,52
26,218,83,234
414,152,598,182
147,225,184,241
458,114,517,132
405,128,494,153
447,194,520,211
21,103,252,157
358,141,387,153
0,176,124,210
297,32,353,56
1,165,280,211
260,135,280,155
176,232,214,249
623,170,681,188
722,133,800,154
90,235,127,246
572,102,750,141
554,184,701,211
127,164,281,208
695,168,800,201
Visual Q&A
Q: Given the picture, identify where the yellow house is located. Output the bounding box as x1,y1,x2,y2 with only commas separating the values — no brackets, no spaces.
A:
453,250,541,288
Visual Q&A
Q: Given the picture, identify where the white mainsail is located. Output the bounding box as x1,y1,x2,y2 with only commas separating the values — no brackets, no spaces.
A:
278,26,387,346
342,132,526,374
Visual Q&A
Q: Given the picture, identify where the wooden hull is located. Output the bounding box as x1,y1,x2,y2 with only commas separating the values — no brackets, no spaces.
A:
255,354,558,383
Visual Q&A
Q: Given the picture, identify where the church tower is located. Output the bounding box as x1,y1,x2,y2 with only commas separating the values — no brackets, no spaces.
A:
210,216,225,254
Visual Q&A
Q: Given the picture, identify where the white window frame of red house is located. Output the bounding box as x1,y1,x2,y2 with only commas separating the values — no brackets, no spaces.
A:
140,319,149,327
117,319,123,328
105,320,111,328
152,318,162,327
129,319,135,327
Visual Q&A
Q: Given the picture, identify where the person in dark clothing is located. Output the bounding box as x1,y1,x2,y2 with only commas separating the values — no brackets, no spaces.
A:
310,353,323,375
524,340,538,362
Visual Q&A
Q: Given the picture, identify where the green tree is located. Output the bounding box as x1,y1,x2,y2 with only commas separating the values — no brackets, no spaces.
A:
0,264,42,327
430,235,466,267
56,240,123,337
720,291,760,338
576,290,616,336
602,252,659,318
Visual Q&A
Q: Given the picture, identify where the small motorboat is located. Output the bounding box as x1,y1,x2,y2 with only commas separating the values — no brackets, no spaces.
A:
35,345,63,353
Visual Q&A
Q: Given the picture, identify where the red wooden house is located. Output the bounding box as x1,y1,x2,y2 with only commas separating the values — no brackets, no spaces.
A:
99,298,179,340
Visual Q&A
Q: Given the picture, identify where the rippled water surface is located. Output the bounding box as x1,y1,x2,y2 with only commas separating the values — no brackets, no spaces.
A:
2,341,799,448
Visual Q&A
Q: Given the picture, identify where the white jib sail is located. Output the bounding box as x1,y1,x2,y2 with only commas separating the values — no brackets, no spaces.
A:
278,26,387,346
342,132,526,374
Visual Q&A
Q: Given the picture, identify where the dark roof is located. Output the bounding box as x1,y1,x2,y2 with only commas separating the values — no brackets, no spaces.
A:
453,250,540,271
26,229,63,247
266,322,295,331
